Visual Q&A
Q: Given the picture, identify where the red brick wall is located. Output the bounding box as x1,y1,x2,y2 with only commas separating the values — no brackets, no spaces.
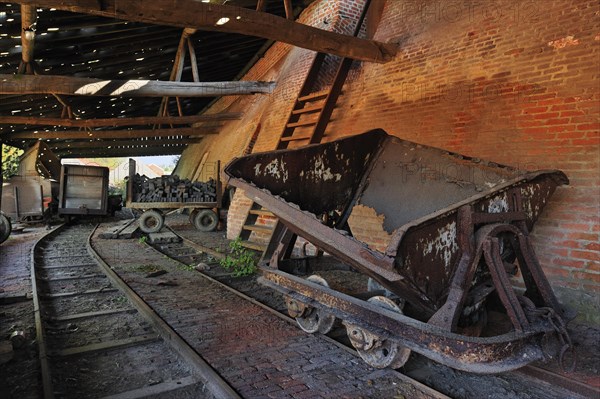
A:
177,0,599,319
323,0,600,304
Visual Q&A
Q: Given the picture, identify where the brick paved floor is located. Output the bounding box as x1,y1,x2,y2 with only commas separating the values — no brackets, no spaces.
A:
91,222,437,399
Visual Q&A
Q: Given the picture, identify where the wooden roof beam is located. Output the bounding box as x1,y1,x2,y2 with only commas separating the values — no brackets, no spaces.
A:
2,127,217,140
9,0,396,63
49,137,203,149
0,113,242,128
0,74,275,97
56,146,187,158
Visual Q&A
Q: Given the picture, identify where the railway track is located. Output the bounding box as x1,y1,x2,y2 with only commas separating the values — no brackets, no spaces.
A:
91,221,447,399
153,223,599,399
30,223,238,399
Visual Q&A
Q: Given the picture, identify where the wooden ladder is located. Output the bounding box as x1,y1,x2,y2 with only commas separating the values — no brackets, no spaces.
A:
238,203,277,253
277,0,373,149
237,0,373,255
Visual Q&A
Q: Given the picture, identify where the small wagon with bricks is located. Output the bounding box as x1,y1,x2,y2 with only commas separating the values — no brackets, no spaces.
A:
224,129,574,374
126,158,222,233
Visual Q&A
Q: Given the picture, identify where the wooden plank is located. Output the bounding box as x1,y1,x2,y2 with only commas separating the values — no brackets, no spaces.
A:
56,147,187,158
49,308,135,322
239,241,267,251
126,201,217,209
101,376,199,399
242,224,273,233
248,209,275,217
118,221,140,239
40,288,118,298
286,120,315,128
41,274,107,282
51,138,202,150
297,90,329,102
3,127,215,140
0,74,276,97
0,293,31,304
40,263,98,270
52,335,159,357
0,113,242,127
291,105,322,115
9,0,396,63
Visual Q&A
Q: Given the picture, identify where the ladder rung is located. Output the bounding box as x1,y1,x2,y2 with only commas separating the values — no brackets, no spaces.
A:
280,135,311,142
287,120,316,128
242,224,274,233
298,90,329,102
292,105,323,115
249,209,275,217
239,241,267,251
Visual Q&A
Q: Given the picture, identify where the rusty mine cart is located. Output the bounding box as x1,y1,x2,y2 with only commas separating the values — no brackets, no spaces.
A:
224,129,574,374
126,158,222,234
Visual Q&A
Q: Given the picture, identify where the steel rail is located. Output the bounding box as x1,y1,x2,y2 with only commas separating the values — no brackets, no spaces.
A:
86,224,241,399
148,228,451,399
30,223,66,399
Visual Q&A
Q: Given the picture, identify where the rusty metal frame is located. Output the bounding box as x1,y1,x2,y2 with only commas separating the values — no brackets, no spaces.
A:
224,130,572,373
259,269,550,374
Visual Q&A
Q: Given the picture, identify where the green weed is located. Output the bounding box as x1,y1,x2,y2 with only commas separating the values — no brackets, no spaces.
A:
219,238,257,277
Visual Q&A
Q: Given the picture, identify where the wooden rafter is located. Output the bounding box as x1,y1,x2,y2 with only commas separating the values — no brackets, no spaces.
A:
158,28,197,118
0,113,242,128
256,0,266,12
0,74,276,97
9,0,396,63
283,0,293,20
56,146,186,158
49,137,202,149
2,127,216,140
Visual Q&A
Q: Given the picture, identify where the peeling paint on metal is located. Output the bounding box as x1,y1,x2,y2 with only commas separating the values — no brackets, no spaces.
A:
310,155,342,182
488,195,509,213
423,222,459,271
264,158,289,182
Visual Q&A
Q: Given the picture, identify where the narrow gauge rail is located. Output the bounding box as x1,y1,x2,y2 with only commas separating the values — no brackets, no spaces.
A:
156,224,599,399
31,223,237,399
91,221,447,399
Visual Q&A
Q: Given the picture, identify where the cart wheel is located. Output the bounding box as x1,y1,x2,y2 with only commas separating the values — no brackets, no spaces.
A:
191,209,218,232
189,209,199,225
139,209,164,233
0,213,11,244
285,275,336,334
344,296,411,369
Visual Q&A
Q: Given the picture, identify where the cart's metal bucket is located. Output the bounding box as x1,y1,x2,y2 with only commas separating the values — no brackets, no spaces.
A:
224,129,572,373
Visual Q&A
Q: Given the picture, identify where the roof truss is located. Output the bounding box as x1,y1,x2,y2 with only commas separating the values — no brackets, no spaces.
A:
8,0,397,63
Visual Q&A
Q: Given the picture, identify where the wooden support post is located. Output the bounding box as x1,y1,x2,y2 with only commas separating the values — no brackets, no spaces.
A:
20,5,36,65
187,38,200,83
159,28,196,119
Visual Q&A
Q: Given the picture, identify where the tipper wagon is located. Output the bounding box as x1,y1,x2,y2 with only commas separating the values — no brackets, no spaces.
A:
224,129,574,374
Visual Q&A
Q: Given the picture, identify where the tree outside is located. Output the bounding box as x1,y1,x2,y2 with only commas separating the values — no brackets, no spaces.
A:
1,145,23,180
